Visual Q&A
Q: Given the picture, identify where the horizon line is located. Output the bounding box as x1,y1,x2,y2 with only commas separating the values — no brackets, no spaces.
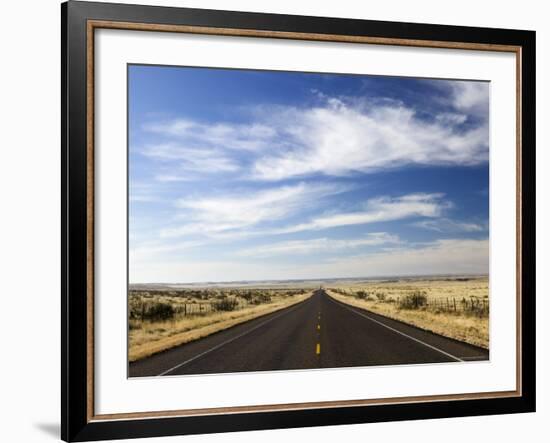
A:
129,272,489,286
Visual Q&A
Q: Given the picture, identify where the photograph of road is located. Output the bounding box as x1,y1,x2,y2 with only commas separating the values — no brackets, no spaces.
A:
130,284,488,377
128,65,489,377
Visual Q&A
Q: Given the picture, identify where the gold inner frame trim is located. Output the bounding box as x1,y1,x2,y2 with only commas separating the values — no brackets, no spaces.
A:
86,19,523,422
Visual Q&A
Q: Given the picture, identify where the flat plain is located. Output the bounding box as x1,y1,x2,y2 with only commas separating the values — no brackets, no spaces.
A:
128,274,489,374
129,286,489,377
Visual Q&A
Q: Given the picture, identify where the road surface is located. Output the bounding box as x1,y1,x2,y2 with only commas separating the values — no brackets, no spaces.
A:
129,289,488,377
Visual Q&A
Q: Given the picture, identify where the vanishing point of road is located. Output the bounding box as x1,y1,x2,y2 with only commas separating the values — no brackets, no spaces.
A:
129,289,489,377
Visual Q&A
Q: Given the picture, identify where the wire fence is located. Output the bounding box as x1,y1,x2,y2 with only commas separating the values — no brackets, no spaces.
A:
176,303,215,316
330,288,489,318
128,293,289,322
173,299,254,316
394,296,489,317
129,289,310,322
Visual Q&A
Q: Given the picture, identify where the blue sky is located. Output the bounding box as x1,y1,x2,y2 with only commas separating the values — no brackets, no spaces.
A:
128,65,489,283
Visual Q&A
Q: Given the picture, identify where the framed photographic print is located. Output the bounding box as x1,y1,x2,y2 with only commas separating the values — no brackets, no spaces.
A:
61,1,536,441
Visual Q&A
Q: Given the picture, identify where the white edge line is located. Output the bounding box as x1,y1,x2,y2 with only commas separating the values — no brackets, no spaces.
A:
327,297,464,362
159,299,310,376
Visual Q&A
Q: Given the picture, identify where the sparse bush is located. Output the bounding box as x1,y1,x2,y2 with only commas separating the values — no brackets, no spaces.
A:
129,296,176,321
212,297,238,311
145,302,176,321
375,292,387,301
286,289,306,296
251,293,271,305
399,291,428,309
240,290,254,302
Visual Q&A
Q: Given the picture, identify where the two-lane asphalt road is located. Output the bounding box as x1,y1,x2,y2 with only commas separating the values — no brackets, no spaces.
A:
129,289,488,377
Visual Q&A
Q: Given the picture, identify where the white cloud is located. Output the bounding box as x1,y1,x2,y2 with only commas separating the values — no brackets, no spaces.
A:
160,182,346,238
413,218,486,233
161,191,448,239
129,194,157,203
435,112,468,125
273,193,449,234
141,87,489,182
449,81,490,115
128,182,160,203
251,97,488,181
154,174,200,183
144,119,277,152
142,143,241,175
237,232,400,257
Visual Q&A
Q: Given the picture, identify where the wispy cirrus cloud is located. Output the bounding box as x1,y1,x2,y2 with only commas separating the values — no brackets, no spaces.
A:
142,143,242,175
236,232,400,257
141,89,488,182
273,193,449,235
251,97,488,181
129,182,160,203
159,182,347,238
144,119,277,152
412,218,486,233
160,191,449,239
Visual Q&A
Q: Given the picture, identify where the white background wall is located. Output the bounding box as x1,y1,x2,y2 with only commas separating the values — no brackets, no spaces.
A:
0,0,546,442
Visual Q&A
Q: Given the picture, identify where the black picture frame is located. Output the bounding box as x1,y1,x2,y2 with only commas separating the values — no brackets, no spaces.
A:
62,1,536,441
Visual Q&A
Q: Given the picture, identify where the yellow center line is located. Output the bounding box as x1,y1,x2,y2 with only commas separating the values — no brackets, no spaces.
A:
316,309,322,355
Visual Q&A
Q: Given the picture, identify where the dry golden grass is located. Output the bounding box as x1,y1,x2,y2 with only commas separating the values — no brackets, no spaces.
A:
129,291,312,362
330,276,488,301
326,276,489,349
